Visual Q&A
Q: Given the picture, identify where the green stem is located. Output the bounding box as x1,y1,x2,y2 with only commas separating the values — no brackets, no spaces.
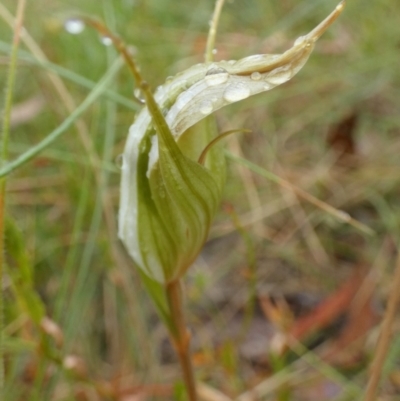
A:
0,58,123,178
0,0,26,393
166,280,197,401
205,0,226,63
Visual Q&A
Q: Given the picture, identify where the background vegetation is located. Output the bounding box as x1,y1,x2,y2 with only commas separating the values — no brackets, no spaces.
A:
1,0,400,399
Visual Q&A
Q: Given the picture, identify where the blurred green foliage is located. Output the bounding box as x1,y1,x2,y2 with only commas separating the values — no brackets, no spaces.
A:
1,0,399,399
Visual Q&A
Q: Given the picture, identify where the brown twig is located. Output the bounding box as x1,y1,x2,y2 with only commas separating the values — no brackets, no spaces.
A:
364,250,400,401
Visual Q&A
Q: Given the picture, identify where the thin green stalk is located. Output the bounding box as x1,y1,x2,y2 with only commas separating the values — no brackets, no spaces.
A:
205,0,226,62
0,0,26,393
53,167,90,320
62,112,104,343
225,206,257,341
0,41,138,111
166,280,197,401
0,58,123,178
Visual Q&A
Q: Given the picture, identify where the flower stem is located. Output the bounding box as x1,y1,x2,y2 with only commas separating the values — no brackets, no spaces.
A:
166,280,197,401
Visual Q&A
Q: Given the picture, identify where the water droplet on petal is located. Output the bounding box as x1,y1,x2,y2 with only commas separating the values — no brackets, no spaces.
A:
199,100,213,115
100,35,113,46
265,70,291,85
223,83,251,102
64,18,85,34
251,71,262,81
204,66,229,86
175,91,191,110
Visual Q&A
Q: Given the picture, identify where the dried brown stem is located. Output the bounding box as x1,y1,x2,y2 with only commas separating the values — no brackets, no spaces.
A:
364,250,400,401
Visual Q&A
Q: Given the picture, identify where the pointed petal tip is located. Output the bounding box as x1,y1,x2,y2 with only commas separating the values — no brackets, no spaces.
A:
336,0,346,12
305,0,346,42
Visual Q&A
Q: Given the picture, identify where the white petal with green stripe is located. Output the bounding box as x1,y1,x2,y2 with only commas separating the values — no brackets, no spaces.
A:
118,2,344,283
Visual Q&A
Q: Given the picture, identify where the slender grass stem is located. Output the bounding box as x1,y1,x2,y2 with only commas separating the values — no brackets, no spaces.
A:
0,3,126,277
0,58,123,178
0,42,137,109
166,280,197,401
225,151,375,236
0,0,26,393
205,0,226,63
364,250,400,401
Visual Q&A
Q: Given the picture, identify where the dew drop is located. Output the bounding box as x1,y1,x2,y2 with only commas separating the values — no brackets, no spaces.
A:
64,18,85,35
100,35,113,46
133,88,145,104
204,66,229,86
265,71,291,85
199,100,213,115
115,154,124,169
250,71,262,81
175,91,190,110
223,83,251,102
